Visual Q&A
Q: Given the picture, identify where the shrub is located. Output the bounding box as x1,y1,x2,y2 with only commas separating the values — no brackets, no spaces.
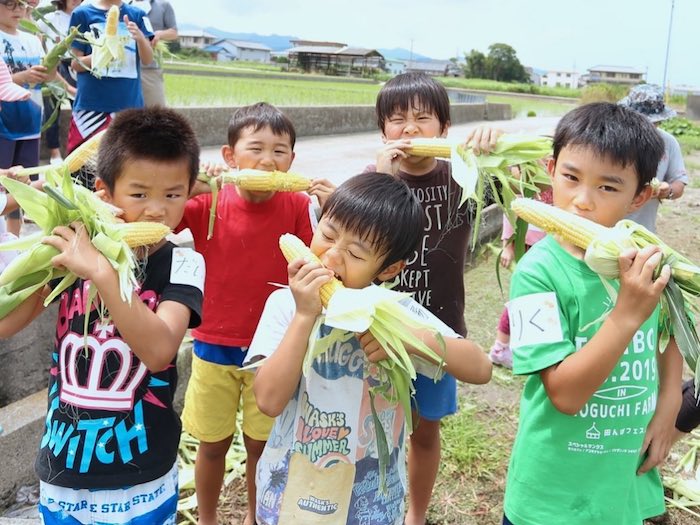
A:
580,83,628,104
526,110,536,117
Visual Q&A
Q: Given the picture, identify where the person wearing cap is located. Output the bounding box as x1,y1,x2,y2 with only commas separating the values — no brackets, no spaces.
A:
619,84,688,232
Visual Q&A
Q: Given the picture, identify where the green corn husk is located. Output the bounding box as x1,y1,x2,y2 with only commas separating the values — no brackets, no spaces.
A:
512,198,700,391
42,27,80,71
409,136,552,259
0,167,170,320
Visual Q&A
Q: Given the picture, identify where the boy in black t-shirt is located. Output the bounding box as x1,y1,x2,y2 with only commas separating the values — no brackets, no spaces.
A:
0,107,204,525
370,72,500,525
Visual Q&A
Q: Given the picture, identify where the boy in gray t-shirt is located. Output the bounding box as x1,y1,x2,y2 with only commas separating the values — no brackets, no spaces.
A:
620,84,688,232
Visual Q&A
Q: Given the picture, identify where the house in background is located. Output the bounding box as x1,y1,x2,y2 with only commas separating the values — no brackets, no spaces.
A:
404,60,460,77
384,59,406,75
287,40,384,74
581,65,646,87
178,29,217,49
540,70,579,89
203,39,272,63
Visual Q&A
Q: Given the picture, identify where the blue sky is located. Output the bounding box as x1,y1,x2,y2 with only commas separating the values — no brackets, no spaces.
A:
170,0,697,87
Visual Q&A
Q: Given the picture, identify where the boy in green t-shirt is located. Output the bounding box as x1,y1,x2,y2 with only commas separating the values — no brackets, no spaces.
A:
503,102,683,525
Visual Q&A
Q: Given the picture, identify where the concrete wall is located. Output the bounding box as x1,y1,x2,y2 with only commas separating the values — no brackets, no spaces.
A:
41,102,511,157
687,94,700,120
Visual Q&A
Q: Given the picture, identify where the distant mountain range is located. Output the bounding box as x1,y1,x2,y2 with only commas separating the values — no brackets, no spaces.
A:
179,24,436,61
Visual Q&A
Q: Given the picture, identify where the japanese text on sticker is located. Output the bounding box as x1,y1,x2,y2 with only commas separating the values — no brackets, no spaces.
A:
170,248,205,293
508,292,563,349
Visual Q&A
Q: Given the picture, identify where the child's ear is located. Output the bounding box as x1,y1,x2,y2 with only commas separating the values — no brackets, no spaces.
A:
376,260,405,282
547,157,556,182
221,145,237,169
629,184,653,213
93,178,113,203
440,121,451,138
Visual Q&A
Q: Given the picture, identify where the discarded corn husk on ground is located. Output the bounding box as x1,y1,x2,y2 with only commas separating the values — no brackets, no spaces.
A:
177,428,246,524
664,429,700,518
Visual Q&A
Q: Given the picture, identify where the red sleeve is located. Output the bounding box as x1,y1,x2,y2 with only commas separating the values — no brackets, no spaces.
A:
295,194,313,245
175,194,210,234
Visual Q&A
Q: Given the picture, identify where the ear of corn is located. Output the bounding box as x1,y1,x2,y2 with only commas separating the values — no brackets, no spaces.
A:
278,233,448,494
19,129,105,177
511,197,608,250
222,169,311,192
116,222,172,248
105,5,119,37
41,26,80,71
278,233,342,307
405,139,453,158
200,169,312,239
511,197,700,391
81,5,127,78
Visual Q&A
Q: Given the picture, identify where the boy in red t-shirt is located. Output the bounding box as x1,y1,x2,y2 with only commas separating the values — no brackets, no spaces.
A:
178,102,314,525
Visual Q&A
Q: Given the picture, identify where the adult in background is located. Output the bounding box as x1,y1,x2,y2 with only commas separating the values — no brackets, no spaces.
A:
619,84,687,232
131,0,177,106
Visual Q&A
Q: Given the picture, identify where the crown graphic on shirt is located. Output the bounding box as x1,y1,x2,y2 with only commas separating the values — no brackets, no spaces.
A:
59,332,147,411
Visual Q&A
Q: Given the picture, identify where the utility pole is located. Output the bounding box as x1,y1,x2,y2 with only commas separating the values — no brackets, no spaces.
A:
662,0,675,94
409,38,414,65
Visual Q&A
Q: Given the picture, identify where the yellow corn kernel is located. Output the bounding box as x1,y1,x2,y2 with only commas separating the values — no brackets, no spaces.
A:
105,5,120,37
228,170,311,192
279,234,343,308
511,198,607,250
405,138,453,158
119,222,171,248
64,130,107,173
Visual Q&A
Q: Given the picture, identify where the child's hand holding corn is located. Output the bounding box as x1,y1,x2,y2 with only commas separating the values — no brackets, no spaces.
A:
613,246,671,329
43,222,109,282
1,166,29,185
357,330,389,363
376,139,411,176
308,178,336,208
462,126,503,155
287,258,333,319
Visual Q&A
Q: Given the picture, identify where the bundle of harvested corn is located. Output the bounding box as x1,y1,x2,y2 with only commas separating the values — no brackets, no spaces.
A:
82,5,128,77
406,136,552,258
0,166,170,319
197,169,312,239
511,197,700,388
279,234,446,492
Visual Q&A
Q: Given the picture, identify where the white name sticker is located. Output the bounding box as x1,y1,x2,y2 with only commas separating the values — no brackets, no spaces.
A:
170,248,205,293
508,292,564,349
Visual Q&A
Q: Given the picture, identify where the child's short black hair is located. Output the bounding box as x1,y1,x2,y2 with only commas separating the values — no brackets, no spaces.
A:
227,102,296,149
376,72,451,133
97,107,200,191
553,102,665,192
322,173,424,270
